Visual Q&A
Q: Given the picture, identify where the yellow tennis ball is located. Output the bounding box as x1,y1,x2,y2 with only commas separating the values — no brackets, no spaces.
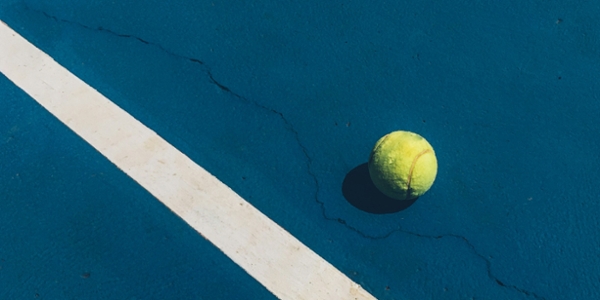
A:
368,130,438,200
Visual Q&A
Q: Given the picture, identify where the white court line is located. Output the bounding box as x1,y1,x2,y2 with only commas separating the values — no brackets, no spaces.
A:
0,21,376,300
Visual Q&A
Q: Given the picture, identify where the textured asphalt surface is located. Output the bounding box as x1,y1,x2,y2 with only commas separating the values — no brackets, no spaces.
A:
2,1,600,299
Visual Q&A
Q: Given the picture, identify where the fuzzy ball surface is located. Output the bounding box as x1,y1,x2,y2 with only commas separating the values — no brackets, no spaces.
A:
368,131,438,200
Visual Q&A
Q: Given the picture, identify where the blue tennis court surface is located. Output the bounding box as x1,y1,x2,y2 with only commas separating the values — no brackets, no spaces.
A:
2,1,600,299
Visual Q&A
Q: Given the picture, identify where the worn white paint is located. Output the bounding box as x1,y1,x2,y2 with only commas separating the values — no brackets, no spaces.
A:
0,21,376,300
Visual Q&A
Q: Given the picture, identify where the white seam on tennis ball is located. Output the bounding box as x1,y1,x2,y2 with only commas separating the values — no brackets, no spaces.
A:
406,148,432,193
0,21,376,300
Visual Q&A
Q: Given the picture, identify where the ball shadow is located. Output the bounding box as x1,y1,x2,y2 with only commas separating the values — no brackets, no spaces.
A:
342,163,417,214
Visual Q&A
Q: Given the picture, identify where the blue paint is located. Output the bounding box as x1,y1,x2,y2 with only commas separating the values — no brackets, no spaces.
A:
0,72,275,298
2,0,600,299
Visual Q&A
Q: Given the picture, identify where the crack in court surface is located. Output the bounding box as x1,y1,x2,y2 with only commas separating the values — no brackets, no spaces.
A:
23,7,546,300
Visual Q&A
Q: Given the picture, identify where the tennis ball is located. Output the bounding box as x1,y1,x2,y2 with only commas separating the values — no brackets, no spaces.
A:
368,130,437,200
